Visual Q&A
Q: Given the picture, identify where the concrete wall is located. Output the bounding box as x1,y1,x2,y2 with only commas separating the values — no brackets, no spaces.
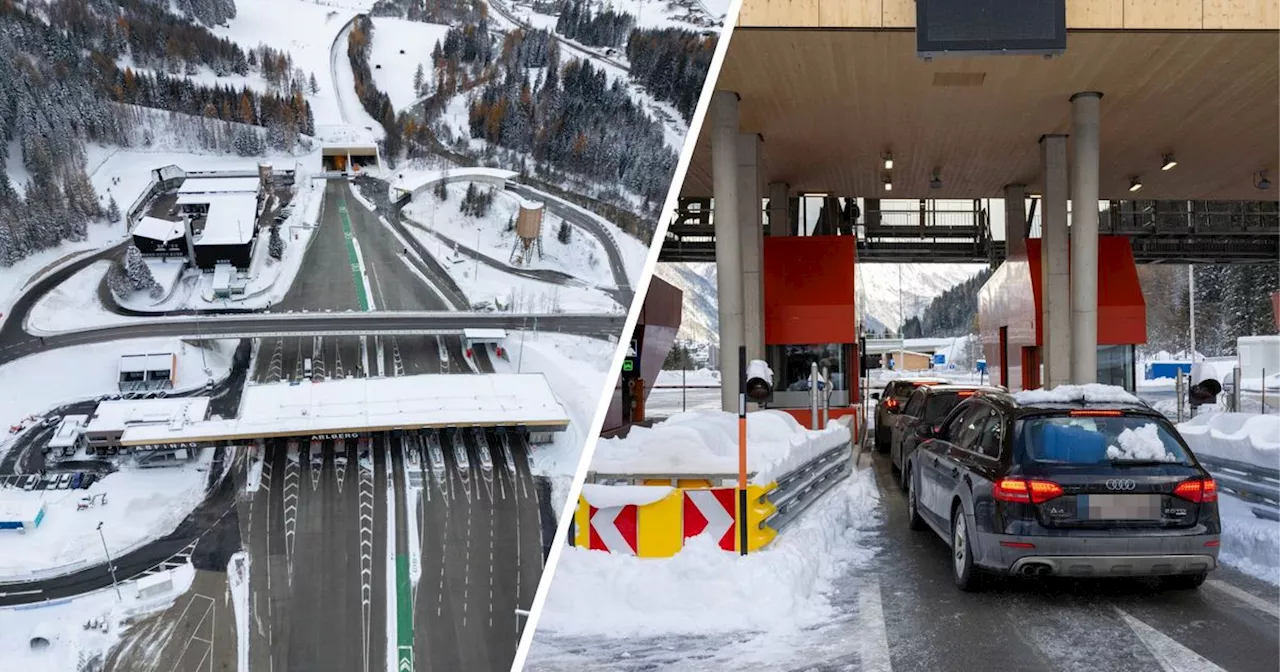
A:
740,0,1279,30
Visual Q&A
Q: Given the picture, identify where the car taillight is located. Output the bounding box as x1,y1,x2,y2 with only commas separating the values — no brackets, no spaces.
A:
885,398,898,410
1174,478,1217,503
994,478,1064,504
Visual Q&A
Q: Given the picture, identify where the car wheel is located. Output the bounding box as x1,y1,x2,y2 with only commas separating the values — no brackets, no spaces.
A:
876,426,890,454
951,506,983,591
1164,572,1207,590
906,470,925,531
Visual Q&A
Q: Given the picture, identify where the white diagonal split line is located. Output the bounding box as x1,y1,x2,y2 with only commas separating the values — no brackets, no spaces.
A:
1117,607,1226,672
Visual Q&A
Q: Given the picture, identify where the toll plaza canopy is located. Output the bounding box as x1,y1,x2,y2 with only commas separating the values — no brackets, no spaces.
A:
684,0,1279,200
118,373,569,446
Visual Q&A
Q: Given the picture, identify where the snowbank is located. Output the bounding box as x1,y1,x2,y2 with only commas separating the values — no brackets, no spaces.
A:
0,227,125,335
1217,494,1280,585
536,468,880,637
0,453,212,579
0,562,195,672
654,369,721,387
1014,384,1141,405
580,484,673,508
25,261,135,335
590,410,851,484
1178,412,1280,470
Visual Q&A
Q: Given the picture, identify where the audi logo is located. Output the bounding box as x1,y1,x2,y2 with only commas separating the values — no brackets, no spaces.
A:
1105,479,1137,491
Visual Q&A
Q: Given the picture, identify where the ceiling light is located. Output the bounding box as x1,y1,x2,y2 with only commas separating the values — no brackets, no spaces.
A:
1028,192,1042,199
882,174,893,192
882,152,894,170
929,168,942,190
1161,154,1177,171
1256,170,1272,190
1128,176,1143,192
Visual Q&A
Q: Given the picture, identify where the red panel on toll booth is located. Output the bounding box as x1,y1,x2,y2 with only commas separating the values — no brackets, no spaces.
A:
763,236,857,345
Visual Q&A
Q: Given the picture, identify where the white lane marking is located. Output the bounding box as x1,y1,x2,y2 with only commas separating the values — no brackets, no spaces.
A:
1205,579,1280,618
857,577,893,672
1117,607,1227,672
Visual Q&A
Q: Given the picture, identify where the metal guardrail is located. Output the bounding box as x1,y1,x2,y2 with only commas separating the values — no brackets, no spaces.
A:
763,443,853,532
1196,454,1280,521
586,472,754,486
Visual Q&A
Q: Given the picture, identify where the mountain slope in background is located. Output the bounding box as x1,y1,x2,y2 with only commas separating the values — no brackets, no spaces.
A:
660,261,985,343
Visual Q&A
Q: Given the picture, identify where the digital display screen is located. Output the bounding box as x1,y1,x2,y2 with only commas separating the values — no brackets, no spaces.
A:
917,0,1066,57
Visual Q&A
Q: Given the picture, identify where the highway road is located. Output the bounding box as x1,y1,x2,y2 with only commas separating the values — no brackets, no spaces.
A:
525,449,1280,671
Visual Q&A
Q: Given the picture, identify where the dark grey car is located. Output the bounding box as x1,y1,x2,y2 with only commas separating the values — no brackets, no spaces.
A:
890,385,1004,487
872,378,946,454
904,390,1221,591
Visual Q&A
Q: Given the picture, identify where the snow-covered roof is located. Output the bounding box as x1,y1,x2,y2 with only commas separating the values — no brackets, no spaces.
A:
48,415,89,448
154,165,185,182
88,398,211,434
177,176,260,196
212,264,234,289
464,328,507,341
118,374,570,445
133,217,185,243
120,354,174,374
195,194,259,246
519,199,544,210
0,499,44,523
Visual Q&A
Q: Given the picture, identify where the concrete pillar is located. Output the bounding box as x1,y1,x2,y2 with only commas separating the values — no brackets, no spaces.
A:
1003,184,1026,259
768,182,790,236
711,91,744,412
1070,92,1102,384
1040,134,1071,389
739,133,765,365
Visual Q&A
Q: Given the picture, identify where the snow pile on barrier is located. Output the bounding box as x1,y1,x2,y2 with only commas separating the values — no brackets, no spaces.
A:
1216,495,1280,585
537,468,880,637
1178,412,1280,470
580,485,674,508
590,410,851,484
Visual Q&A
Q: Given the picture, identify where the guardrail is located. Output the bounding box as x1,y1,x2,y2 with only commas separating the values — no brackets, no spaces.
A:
764,443,853,532
1197,454,1280,521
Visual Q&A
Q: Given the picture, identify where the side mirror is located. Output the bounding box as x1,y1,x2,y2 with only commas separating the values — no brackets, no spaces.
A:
871,392,881,401
913,424,934,439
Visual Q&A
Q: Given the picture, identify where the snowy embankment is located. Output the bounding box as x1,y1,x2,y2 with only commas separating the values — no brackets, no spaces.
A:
0,337,236,439
654,368,721,387
403,181,615,288
0,451,213,579
590,410,852,483
25,261,134,334
0,562,195,672
537,468,880,638
489,332,614,513
1177,412,1280,585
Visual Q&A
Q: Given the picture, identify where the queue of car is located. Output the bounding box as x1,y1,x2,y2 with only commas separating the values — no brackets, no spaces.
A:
873,378,1220,592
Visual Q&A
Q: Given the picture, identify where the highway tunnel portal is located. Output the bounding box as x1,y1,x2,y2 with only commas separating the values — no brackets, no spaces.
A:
682,0,1279,417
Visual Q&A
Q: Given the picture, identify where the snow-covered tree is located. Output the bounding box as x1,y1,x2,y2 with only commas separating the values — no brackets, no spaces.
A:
106,195,122,223
557,220,571,244
124,245,160,294
269,224,284,260
413,63,426,96
309,72,320,94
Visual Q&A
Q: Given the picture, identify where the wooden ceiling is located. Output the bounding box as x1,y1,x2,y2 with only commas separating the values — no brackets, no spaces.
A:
680,30,1280,201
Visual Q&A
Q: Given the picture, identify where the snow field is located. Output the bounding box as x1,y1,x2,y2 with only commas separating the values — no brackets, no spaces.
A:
589,410,852,484
0,451,213,578
404,181,615,288
536,467,881,638
654,368,721,387
0,562,196,672
368,18,451,111
0,226,126,335
26,261,135,334
0,337,237,433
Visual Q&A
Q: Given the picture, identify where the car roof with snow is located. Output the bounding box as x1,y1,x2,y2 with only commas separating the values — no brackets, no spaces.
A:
971,386,1158,418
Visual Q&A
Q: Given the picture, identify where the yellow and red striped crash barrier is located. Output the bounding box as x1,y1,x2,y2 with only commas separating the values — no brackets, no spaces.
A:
573,484,778,558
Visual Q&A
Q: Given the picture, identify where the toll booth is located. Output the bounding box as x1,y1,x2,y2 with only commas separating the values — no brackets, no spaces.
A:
761,235,861,428
979,236,1146,392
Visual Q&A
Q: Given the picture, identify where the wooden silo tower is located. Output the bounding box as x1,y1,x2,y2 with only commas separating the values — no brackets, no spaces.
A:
510,199,545,266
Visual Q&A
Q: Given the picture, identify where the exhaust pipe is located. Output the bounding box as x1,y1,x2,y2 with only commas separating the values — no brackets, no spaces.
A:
1019,563,1052,577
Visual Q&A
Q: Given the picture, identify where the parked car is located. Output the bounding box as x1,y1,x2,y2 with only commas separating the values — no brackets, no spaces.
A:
80,473,97,489
55,473,73,489
69,472,82,489
891,385,1004,486
22,475,39,491
904,389,1220,591
872,378,946,453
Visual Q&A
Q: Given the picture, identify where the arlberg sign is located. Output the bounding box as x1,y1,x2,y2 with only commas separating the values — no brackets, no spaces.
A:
311,433,361,441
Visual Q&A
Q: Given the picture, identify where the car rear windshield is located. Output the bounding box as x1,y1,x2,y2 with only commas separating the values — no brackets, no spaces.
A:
1016,414,1193,466
924,394,964,423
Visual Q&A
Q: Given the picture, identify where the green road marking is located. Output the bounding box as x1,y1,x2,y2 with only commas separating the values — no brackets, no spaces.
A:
396,555,413,670
336,199,371,311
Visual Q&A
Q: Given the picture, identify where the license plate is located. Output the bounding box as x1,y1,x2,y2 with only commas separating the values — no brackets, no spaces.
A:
1080,494,1162,520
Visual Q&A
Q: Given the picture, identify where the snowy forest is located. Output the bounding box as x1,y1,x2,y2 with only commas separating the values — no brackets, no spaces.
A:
902,269,992,339
626,28,715,121
556,0,634,47
348,16,403,158
371,0,487,25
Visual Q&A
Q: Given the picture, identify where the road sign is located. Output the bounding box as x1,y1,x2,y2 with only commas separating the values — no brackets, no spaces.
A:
683,488,737,551
588,504,637,555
